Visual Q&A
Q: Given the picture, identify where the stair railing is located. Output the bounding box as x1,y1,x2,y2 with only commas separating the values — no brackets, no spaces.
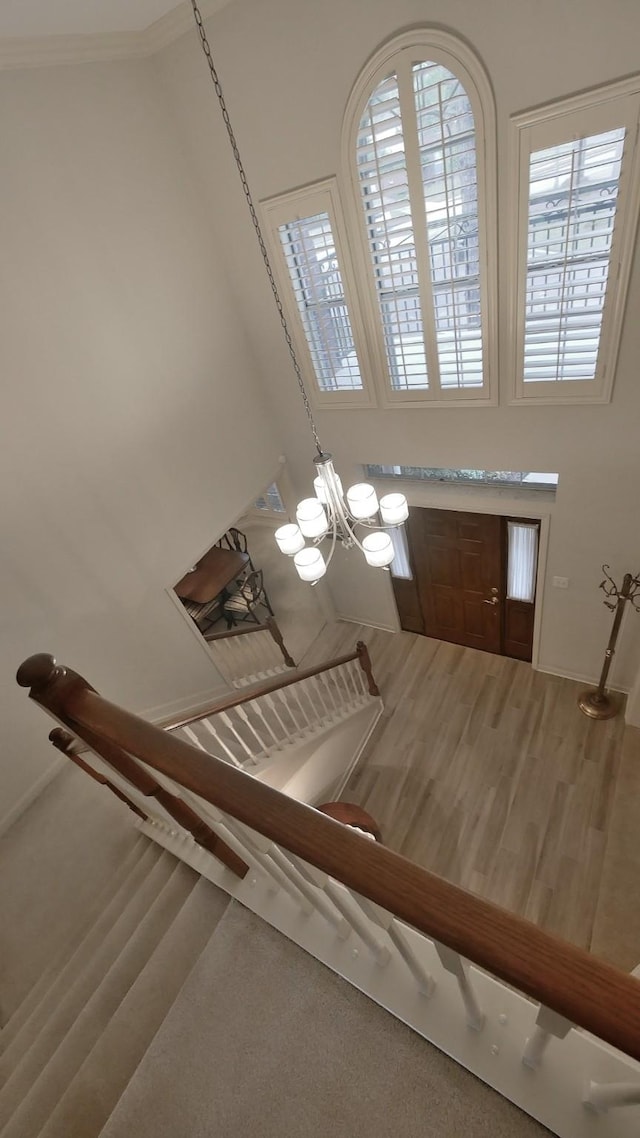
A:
17,650,640,1131
160,641,378,771
203,614,296,679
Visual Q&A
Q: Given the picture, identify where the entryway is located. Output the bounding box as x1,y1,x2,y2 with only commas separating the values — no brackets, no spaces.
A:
390,507,539,661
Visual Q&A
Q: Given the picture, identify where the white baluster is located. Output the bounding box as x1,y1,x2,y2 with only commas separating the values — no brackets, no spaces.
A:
348,659,366,701
179,724,208,752
290,857,390,965
433,943,485,1030
323,882,391,965
200,716,244,768
263,692,292,743
352,893,435,996
236,703,270,755
198,806,315,912
584,1081,640,1113
251,697,282,749
522,1005,572,1069
286,678,314,732
336,663,354,707
268,845,351,937
319,670,340,715
219,709,258,765
271,686,297,738
352,657,368,698
309,675,332,721
247,634,264,678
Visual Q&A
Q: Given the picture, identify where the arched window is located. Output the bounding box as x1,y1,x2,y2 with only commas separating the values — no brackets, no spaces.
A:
343,31,497,405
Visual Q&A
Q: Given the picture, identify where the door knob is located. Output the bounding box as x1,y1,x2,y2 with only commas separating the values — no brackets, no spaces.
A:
483,596,499,605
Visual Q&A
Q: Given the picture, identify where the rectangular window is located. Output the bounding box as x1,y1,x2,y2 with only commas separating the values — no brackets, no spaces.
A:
389,525,413,579
364,465,558,493
507,522,539,602
510,80,640,402
524,130,624,383
254,483,286,514
262,180,375,408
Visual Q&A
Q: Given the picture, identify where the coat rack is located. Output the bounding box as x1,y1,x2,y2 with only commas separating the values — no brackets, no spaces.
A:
578,565,640,719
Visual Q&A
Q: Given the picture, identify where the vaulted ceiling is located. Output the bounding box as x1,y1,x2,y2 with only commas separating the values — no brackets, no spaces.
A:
0,0,228,39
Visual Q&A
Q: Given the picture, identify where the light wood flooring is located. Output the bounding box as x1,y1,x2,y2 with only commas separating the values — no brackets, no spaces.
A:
301,621,640,968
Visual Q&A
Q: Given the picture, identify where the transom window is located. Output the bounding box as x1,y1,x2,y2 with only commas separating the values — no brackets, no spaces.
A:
365,466,559,493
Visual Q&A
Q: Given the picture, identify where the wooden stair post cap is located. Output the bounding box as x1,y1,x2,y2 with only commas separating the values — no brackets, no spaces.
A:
16,653,60,690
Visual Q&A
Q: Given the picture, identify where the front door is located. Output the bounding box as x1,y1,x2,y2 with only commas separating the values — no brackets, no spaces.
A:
408,507,502,654
391,507,538,660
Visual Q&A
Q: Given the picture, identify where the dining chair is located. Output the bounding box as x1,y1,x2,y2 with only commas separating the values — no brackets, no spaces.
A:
180,595,223,635
223,569,274,628
217,527,255,570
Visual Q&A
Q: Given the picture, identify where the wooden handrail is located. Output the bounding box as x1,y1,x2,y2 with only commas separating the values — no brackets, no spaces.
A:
50,728,148,821
204,622,272,641
157,641,376,732
18,652,640,1063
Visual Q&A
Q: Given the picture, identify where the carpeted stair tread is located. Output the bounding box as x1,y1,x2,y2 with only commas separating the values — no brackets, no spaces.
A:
0,850,182,1128
0,763,146,1026
1,834,154,1049
37,878,229,1138
0,859,203,1138
1,839,164,1067
99,903,550,1138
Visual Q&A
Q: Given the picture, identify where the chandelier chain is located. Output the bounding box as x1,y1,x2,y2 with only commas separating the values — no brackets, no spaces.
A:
190,0,323,457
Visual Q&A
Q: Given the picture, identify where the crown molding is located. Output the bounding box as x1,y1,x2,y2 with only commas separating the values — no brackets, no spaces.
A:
0,0,233,71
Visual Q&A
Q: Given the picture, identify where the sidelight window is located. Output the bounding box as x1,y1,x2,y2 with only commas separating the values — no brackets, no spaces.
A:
506,521,539,603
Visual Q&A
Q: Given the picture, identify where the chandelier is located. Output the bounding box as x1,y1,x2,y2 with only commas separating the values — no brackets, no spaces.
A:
190,2,408,584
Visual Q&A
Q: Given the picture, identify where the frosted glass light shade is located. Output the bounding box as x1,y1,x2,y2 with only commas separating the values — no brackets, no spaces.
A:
294,547,326,582
296,498,328,538
275,523,305,556
362,532,394,567
313,473,343,504
347,483,378,519
379,493,409,525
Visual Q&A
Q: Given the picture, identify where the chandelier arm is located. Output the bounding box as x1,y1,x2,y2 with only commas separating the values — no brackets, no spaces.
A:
189,0,324,459
323,515,339,571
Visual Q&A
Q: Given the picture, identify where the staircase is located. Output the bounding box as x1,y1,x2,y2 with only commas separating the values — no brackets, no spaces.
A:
0,794,550,1138
6,644,640,1138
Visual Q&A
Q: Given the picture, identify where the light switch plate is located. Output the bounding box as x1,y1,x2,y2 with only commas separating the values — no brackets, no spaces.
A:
552,576,569,589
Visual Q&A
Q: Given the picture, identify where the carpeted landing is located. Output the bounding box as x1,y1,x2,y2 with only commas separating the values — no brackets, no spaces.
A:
100,902,550,1138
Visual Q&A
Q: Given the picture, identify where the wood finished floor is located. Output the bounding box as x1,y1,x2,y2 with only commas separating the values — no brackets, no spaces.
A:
300,621,638,962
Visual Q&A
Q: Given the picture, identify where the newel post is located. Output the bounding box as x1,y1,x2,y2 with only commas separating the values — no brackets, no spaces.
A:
17,654,248,879
266,616,296,668
356,641,380,697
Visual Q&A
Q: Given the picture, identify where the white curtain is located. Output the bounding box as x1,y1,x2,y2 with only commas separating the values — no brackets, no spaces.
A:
507,522,538,602
389,526,412,580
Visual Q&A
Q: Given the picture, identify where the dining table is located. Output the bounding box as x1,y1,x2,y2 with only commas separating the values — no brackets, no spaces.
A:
174,545,250,604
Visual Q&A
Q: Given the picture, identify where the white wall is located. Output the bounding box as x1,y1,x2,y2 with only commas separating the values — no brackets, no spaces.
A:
157,0,640,691
0,56,281,824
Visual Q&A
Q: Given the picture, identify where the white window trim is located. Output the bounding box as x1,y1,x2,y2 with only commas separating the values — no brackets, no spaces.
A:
340,28,498,409
260,178,377,410
507,76,640,405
